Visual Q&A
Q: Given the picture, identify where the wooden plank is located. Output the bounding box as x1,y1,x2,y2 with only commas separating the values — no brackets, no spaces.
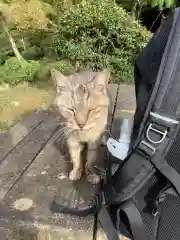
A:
0,112,60,201
115,84,136,118
0,136,95,231
0,133,114,240
111,84,136,138
107,84,119,129
0,110,54,162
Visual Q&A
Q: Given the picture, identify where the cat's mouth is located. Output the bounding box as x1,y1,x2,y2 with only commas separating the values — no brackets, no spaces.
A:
80,123,96,130
68,123,96,133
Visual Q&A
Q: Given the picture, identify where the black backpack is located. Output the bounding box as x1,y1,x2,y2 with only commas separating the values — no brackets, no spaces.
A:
51,7,180,240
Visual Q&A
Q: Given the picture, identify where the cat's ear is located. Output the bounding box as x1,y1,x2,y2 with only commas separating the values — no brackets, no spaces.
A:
51,68,67,86
51,68,69,93
89,69,110,93
94,69,110,87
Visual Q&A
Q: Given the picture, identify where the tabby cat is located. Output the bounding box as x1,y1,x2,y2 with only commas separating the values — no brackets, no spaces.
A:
51,69,110,183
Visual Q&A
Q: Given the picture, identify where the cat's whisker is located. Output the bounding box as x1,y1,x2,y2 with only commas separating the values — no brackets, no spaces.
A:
55,129,67,138
54,126,70,141
57,128,69,138
57,128,73,143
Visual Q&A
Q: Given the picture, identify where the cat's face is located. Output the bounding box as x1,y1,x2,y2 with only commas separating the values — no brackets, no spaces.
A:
51,69,110,135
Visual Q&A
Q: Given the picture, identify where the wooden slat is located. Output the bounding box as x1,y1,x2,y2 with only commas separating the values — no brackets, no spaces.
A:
1,136,95,234
0,113,60,201
107,84,119,129
111,84,136,138
0,111,54,162
115,84,136,118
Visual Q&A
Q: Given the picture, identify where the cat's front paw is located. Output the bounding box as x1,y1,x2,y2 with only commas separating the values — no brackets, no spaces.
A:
69,169,83,181
87,173,100,184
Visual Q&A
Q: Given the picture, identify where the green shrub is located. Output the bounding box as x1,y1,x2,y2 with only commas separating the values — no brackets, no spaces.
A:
35,60,75,81
28,30,58,58
35,64,50,81
0,57,41,85
54,0,150,82
21,46,44,60
0,52,9,65
0,58,75,85
49,60,74,74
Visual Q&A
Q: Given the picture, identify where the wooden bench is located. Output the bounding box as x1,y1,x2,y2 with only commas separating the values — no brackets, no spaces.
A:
0,84,133,240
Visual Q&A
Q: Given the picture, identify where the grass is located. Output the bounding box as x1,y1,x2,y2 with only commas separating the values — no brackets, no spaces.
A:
0,82,54,132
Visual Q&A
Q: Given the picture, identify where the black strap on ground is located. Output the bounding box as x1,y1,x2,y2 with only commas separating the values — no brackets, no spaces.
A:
50,198,99,217
50,190,104,217
118,200,148,240
93,213,98,240
98,206,120,240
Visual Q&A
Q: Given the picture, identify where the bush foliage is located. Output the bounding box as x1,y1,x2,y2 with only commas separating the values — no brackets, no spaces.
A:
54,0,150,82
0,0,151,85
0,57,74,85
21,46,44,60
35,60,75,81
0,58,41,85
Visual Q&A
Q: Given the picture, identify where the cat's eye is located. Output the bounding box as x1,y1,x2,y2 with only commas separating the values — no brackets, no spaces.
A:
67,108,75,113
88,109,96,115
89,107,99,112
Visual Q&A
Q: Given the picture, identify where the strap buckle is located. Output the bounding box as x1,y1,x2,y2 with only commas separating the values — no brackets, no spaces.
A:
100,191,107,205
146,123,167,144
137,122,168,157
139,140,156,156
152,205,159,217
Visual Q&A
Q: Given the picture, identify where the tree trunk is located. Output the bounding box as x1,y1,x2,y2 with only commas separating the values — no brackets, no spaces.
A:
131,0,138,18
137,2,144,19
21,37,26,50
2,21,25,63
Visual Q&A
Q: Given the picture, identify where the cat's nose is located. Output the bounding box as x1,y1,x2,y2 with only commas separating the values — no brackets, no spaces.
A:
78,123,85,129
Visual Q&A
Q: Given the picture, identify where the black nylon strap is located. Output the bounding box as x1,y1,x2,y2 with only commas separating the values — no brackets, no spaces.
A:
151,155,180,196
50,191,104,217
50,200,97,217
137,124,180,196
98,206,120,240
117,201,148,240
144,136,180,196
111,151,154,204
98,201,148,240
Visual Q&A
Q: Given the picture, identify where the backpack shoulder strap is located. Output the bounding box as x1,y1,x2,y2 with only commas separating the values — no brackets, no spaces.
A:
98,200,149,240
98,206,119,240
